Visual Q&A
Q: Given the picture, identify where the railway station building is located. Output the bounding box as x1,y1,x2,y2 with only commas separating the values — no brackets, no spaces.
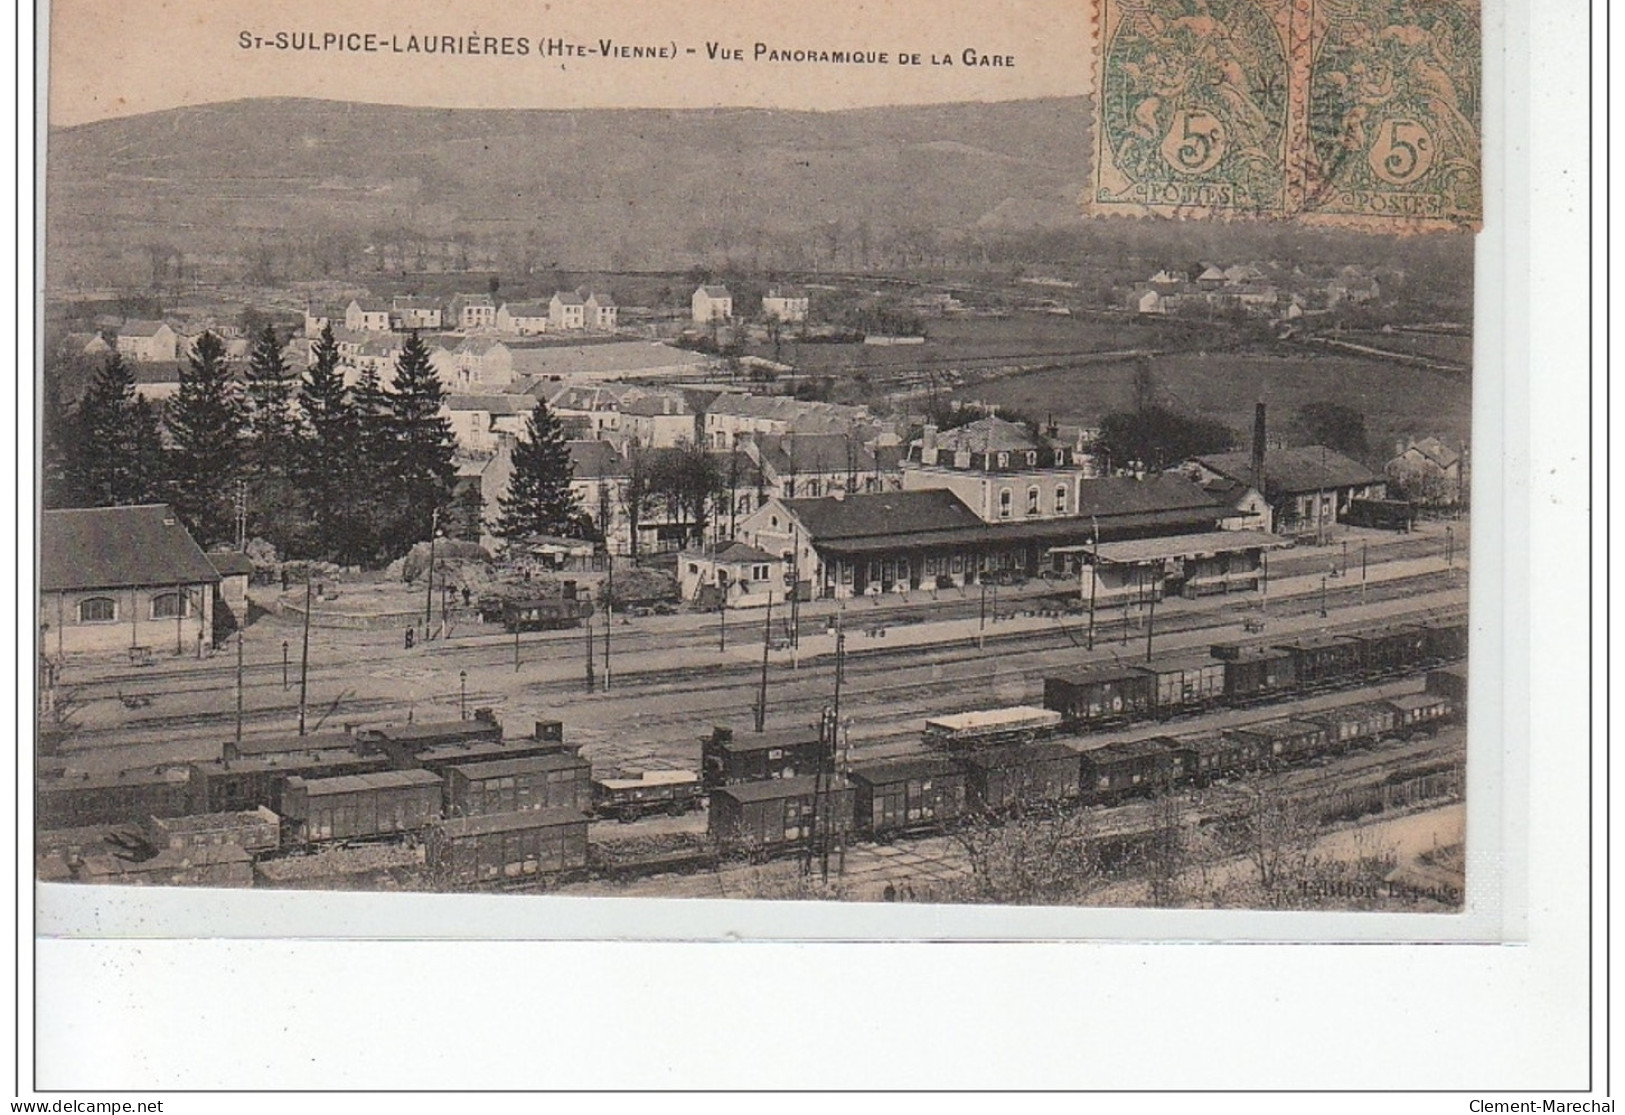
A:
1186,446,1386,536
40,504,220,659
1051,530,1292,608
737,474,1234,600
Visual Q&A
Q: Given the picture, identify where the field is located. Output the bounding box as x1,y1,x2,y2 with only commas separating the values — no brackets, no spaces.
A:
956,344,1473,462
1336,330,1474,366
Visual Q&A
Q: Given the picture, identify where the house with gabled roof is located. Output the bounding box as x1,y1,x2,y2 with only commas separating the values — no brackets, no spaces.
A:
115,320,178,363
1386,437,1465,506
40,505,220,657
392,296,444,331
692,285,733,324
345,299,392,333
497,301,550,336
450,293,497,331
902,416,1086,524
677,541,786,609
548,291,587,330
1187,445,1386,533
761,288,808,323
584,291,618,330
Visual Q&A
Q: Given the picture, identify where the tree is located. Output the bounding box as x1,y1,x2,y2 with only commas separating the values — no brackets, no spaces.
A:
296,324,360,562
384,332,459,557
618,445,651,558
59,353,167,509
1297,401,1369,458
348,363,397,564
495,399,582,542
165,332,246,544
242,324,307,553
1092,406,1235,473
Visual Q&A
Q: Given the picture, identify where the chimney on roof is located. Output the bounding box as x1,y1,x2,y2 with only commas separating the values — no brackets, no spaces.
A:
1251,402,1267,491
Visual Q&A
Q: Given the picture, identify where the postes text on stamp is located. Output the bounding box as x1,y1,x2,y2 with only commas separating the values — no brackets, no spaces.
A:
1087,0,1480,231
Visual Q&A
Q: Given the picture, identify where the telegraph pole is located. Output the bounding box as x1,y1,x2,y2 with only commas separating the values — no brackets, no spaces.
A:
755,593,773,732
297,573,313,736
585,611,596,692
423,507,439,631
718,586,728,652
1087,517,1099,650
1361,541,1368,606
979,579,987,649
789,527,801,652
603,555,613,688
234,628,245,746
1319,575,1329,618
234,479,248,553
822,615,846,883
1144,580,1157,662
1261,548,1269,613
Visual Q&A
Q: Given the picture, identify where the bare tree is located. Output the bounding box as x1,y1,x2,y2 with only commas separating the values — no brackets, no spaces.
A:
945,804,1102,906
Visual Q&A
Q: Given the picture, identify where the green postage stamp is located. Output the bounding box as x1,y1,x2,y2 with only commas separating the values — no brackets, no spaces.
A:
1088,0,1481,230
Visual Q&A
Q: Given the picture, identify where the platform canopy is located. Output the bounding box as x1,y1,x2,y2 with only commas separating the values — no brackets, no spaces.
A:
1049,530,1290,565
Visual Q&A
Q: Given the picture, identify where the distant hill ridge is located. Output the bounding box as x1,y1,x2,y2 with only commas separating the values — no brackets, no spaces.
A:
46,96,1095,280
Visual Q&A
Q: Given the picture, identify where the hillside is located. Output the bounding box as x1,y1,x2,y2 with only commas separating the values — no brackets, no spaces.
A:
44,97,1095,285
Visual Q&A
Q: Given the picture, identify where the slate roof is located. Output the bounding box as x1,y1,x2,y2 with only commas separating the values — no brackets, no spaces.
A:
41,505,222,592
696,285,732,299
565,440,626,479
118,319,171,337
682,541,778,565
1075,475,1224,519
501,301,550,317
207,551,256,577
583,291,616,307
446,395,531,414
509,342,712,379
550,291,587,307
1194,447,1383,495
931,416,1046,455
779,490,985,541
755,433,886,475
621,392,691,417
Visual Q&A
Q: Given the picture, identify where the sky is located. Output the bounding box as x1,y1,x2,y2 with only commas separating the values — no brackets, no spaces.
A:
45,0,1093,127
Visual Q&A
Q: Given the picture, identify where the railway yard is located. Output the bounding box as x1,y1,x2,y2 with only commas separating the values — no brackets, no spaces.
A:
36,519,1470,908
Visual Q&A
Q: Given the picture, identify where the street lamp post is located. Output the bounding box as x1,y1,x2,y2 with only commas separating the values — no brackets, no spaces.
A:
1319,575,1329,618
459,670,468,720
282,640,289,690
423,507,440,632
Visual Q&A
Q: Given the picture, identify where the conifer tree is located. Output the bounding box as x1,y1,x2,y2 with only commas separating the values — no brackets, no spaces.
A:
496,398,582,541
297,323,359,562
348,362,396,564
166,331,246,545
61,352,167,509
383,331,457,556
241,323,307,552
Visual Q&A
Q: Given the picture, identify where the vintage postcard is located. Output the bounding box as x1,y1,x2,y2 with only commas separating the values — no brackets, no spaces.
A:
35,0,1483,925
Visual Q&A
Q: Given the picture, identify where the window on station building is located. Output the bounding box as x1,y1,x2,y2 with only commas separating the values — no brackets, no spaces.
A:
996,452,1009,468
1027,486,1041,515
999,489,1013,519
1026,451,1038,466
1055,485,1069,514
150,592,191,619
78,597,116,623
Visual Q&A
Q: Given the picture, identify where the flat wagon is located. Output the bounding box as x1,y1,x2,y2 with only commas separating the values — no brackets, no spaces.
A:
707,775,855,856
921,706,1062,751
147,807,281,855
961,742,1082,813
427,808,590,887
847,756,968,839
590,770,704,821
702,725,826,789
1042,666,1157,727
443,752,592,818
280,769,444,844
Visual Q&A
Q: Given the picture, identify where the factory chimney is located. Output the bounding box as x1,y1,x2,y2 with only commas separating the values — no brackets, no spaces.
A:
1251,402,1267,492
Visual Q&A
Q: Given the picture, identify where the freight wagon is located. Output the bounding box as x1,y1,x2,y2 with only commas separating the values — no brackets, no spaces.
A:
147,807,281,855
707,775,856,856
1078,739,1186,801
1136,653,1227,717
78,844,254,888
1307,702,1398,753
590,770,704,822
37,767,192,830
1225,718,1329,765
1427,663,1469,704
921,706,1062,751
443,753,592,818
1209,644,1297,705
847,756,969,839
1274,635,1367,690
280,770,444,844
1042,666,1156,727
1416,616,1469,664
1167,730,1263,784
501,598,595,632
1344,625,1431,678
960,742,1082,813
427,808,590,887
1382,692,1455,738
187,749,392,815
702,726,826,789
358,711,505,769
